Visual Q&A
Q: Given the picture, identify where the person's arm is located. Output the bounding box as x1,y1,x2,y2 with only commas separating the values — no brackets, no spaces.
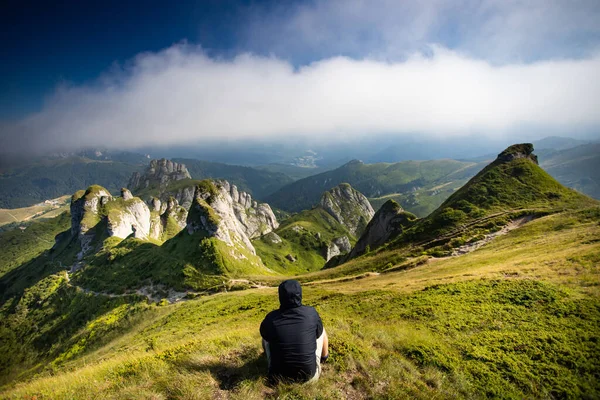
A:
321,329,329,361
315,311,329,361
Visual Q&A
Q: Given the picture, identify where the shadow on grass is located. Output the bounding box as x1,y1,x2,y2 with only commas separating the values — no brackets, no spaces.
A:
176,346,268,390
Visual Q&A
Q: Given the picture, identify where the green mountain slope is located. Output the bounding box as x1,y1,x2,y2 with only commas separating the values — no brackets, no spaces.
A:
254,183,374,274
173,158,294,199
1,204,599,398
1,144,599,399
0,156,145,208
539,143,600,200
265,159,477,216
0,212,71,278
253,208,353,274
381,144,598,255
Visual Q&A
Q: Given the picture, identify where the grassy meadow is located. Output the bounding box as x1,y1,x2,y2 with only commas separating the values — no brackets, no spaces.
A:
1,206,599,399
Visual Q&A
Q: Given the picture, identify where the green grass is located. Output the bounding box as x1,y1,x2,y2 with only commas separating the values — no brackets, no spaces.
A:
266,159,477,213
0,212,71,278
0,205,599,398
2,146,600,398
2,276,598,399
253,207,354,274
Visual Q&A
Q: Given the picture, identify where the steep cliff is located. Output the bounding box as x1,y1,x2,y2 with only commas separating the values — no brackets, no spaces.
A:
348,200,416,258
319,183,374,236
186,180,279,256
128,158,191,190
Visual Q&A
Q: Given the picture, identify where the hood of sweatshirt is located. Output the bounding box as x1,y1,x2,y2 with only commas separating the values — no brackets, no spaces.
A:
278,280,302,309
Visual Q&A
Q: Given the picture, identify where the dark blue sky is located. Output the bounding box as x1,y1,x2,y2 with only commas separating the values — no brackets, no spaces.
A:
1,0,598,153
0,0,268,118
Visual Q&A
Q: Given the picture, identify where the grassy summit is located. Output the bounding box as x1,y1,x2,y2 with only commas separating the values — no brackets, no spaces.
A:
381,143,598,254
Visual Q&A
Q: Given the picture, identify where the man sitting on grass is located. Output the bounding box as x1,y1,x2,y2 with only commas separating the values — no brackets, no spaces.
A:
260,280,329,383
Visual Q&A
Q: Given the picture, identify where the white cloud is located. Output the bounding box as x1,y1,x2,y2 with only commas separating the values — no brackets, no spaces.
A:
239,0,600,63
2,43,600,153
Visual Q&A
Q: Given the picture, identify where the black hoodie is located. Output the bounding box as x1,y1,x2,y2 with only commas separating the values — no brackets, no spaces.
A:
260,280,324,381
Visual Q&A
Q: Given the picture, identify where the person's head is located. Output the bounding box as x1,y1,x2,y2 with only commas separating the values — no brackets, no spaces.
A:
278,280,302,309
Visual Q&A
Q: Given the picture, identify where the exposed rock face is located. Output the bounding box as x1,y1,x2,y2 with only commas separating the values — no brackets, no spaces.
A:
121,188,134,201
66,178,278,261
106,197,152,239
70,185,112,259
325,236,352,261
171,186,196,210
349,200,416,258
70,185,112,237
70,185,189,258
186,181,279,256
162,197,187,229
128,158,191,190
216,180,279,239
497,143,538,164
320,183,375,236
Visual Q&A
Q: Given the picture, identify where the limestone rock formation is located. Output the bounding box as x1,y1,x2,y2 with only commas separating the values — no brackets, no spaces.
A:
128,158,191,190
106,197,152,240
325,236,352,261
217,180,279,239
348,200,416,258
264,232,283,244
70,185,188,258
70,185,113,259
320,183,375,236
186,181,279,256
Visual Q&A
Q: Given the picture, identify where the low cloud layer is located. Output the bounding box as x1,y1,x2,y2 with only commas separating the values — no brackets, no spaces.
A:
240,0,600,63
2,44,600,153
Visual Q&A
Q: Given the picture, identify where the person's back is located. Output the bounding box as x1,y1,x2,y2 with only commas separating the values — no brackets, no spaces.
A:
260,280,328,382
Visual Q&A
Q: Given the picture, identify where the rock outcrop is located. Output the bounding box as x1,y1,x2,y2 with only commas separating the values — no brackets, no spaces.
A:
69,184,197,258
348,200,416,258
325,236,352,261
186,181,279,256
106,197,152,240
70,185,112,259
218,180,279,239
496,143,538,164
320,183,374,236
128,158,191,190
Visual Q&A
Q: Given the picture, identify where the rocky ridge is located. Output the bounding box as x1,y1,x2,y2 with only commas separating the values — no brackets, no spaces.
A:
128,159,191,190
320,183,375,236
186,181,279,256
348,200,416,259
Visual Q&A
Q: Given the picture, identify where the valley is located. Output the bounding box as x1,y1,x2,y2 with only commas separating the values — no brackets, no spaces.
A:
0,143,598,398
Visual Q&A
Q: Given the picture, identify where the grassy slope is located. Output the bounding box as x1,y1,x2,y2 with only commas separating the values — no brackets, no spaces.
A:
253,208,354,274
265,159,476,215
71,229,274,294
0,195,70,227
379,154,599,257
0,212,71,278
1,206,599,399
539,143,600,200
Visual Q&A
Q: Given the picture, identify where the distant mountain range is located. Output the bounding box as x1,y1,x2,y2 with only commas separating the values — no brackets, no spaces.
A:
266,142,599,217
1,136,597,212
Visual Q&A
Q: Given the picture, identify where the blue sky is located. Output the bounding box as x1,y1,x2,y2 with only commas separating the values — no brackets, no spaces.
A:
1,0,599,152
